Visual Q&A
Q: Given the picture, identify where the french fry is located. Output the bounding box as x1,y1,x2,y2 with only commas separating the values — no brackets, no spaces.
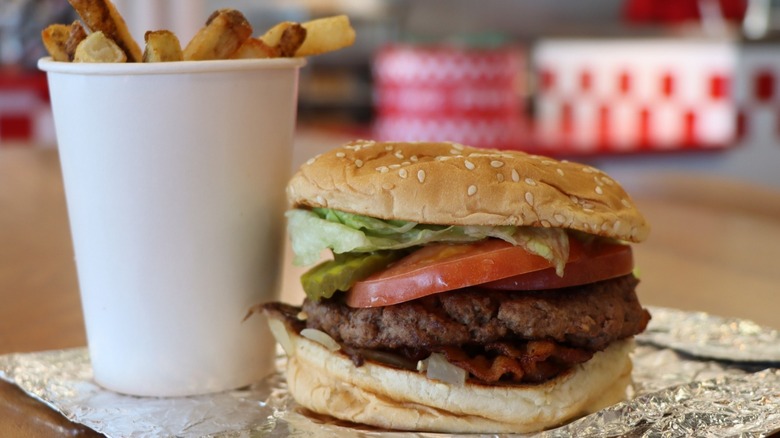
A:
296,15,355,57
65,21,87,61
231,38,277,59
68,0,142,62
143,30,183,62
73,31,127,63
183,9,253,61
276,23,307,57
41,24,71,62
259,21,294,48
259,15,355,57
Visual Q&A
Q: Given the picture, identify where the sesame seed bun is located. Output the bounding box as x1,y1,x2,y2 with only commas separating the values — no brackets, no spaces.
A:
279,319,634,433
287,141,649,242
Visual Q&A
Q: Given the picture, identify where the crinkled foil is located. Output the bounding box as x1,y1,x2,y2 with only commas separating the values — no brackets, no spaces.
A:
1,306,779,438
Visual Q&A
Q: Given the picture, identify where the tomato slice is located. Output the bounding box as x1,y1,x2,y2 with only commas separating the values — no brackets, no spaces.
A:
346,238,632,308
481,240,633,291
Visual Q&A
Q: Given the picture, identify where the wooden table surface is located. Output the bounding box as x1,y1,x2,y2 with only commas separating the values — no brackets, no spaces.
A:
2,131,780,435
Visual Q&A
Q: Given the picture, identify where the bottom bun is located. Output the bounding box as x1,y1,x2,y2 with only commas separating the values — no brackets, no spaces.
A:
279,321,634,433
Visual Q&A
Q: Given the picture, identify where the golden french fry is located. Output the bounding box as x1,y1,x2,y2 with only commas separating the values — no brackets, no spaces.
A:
231,38,277,59
296,15,355,57
276,23,307,57
65,20,87,61
143,30,183,62
260,15,355,57
68,0,142,62
183,9,253,60
259,21,293,48
73,31,127,63
41,24,70,62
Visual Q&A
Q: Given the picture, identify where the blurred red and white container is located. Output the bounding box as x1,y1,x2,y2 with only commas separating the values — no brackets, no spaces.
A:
733,42,780,145
373,44,526,150
533,38,739,154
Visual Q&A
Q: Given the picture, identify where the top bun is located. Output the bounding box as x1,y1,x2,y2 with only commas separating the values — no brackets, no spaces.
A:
287,141,649,242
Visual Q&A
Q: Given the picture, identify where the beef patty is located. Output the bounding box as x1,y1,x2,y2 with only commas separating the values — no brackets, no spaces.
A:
263,275,649,384
300,274,649,352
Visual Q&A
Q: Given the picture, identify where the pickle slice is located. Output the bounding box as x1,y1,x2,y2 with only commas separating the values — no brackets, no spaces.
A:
301,251,406,301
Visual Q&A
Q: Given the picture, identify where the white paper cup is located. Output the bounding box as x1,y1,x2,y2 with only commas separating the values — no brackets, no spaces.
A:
39,57,305,397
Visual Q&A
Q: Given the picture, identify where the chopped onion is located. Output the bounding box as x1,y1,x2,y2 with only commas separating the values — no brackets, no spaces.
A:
267,318,293,356
301,328,341,352
419,353,467,386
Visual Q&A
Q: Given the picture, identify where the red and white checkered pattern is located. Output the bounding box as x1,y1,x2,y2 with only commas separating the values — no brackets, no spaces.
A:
0,73,55,146
373,45,526,150
533,39,739,153
731,44,780,145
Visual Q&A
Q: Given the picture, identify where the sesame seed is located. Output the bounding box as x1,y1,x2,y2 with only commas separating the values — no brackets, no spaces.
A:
570,195,579,204
394,151,404,159
511,169,520,182
335,152,346,158
490,160,504,168
594,176,604,186
410,155,419,162
354,159,363,168
541,160,555,166
497,173,505,182
464,160,475,170
595,186,604,195
525,192,534,205
583,208,595,213
613,220,621,232
557,168,565,176
385,145,394,151
315,195,325,205
306,155,319,165
399,169,408,178
468,185,477,196
582,167,595,173
382,183,395,190
417,170,426,183
525,178,537,186
376,166,389,173
451,143,465,150
554,214,566,223
450,149,461,155
601,222,610,231
621,199,631,208
541,220,551,227
389,164,401,169
582,202,595,210
401,161,411,166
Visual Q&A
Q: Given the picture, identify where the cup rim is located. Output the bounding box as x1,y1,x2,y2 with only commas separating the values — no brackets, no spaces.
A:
38,57,307,76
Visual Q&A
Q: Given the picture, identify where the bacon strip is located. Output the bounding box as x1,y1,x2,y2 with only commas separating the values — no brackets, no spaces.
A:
438,340,594,384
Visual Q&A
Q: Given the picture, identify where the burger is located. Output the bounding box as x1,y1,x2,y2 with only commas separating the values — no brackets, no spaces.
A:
259,140,651,433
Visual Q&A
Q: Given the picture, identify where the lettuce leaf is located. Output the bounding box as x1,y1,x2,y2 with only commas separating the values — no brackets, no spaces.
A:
286,208,570,275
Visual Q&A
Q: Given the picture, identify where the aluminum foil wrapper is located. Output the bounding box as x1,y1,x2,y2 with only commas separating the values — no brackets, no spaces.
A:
1,306,779,437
